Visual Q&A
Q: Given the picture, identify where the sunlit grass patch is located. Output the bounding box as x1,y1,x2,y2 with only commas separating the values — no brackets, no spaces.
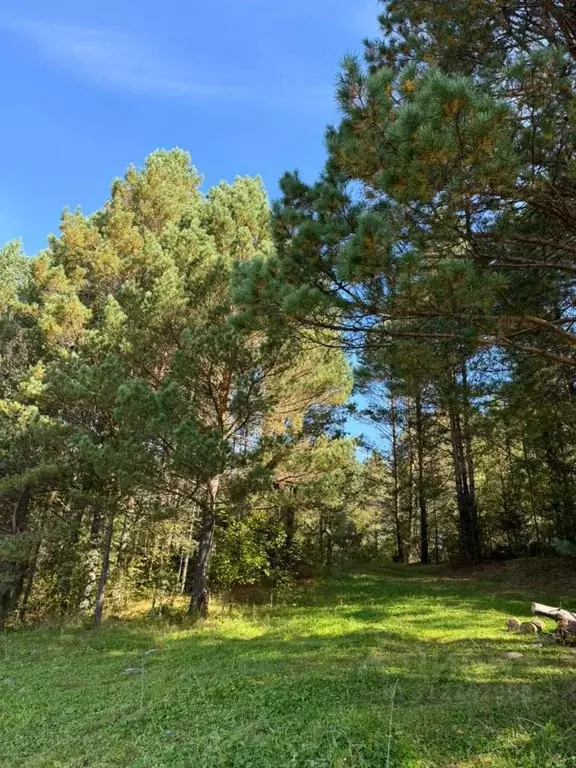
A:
1,563,575,767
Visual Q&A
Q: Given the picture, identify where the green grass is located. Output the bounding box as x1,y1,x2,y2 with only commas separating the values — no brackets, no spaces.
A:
2,562,576,767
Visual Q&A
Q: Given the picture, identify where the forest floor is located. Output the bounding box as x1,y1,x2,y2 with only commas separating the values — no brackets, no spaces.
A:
2,560,576,768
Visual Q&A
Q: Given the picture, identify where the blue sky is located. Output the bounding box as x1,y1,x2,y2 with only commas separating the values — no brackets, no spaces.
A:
0,0,380,254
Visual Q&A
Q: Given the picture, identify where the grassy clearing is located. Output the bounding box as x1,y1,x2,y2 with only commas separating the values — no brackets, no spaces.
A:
1,562,576,768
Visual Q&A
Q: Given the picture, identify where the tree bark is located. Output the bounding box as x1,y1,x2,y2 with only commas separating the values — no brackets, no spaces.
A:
415,393,429,564
448,386,481,565
406,416,415,560
81,506,102,612
189,477,220,617
93,512,115,629
522,438,541,545
19,534,41,624
283,503,297,568
318,510,324,566
59,507,85,616
390,395,405,562
0,489,31,627
531,602,576,622
326,530,333,569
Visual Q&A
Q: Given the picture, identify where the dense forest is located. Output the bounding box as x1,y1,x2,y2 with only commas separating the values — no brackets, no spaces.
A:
1,0,576,628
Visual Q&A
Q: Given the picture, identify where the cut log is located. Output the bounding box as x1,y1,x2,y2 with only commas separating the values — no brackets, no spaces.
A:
531,602,576,623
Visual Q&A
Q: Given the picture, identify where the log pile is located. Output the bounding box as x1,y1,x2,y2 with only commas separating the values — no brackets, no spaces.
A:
531,602,576,645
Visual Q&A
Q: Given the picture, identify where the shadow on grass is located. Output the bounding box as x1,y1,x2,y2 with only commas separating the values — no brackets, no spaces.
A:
2,566,576,767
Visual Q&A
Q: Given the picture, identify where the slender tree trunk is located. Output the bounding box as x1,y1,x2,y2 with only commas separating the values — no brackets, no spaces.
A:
390,395,405,562
326,531,333,569
93,512,115,628
181,553,190,593
448,388,481,565
415,394,429,564
116,497,134,571
0,489,31,627
406,416,415,561
460,364,481,555
555,425,575,540
188,511,216,617
81,506,102,612
433,505,440,563
460,365,477,504
19,534,41,624
189,478,219,617
522,438,541,544
318,510,324,566
59,507,85,616
180,522,194,593
177,548,185,590
283,504,297,568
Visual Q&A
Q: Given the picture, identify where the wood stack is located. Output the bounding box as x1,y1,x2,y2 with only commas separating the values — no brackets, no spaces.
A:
531,602,576,645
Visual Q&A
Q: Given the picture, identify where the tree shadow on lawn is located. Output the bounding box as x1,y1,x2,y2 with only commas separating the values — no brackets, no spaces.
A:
151,626,576,764
2,567,575,767
312,563,576,609
4,621,575,767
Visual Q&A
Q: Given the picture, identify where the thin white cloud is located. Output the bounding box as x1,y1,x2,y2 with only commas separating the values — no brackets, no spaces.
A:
0,17,332,107
1,17,251,97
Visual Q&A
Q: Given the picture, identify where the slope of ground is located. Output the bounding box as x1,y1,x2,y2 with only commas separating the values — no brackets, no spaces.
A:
1,562,576,767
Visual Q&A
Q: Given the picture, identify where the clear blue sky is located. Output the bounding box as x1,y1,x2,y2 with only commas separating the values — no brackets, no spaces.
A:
0,0,380,254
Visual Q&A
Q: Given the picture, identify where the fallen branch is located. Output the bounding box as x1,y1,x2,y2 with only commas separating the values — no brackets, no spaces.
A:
531,603,576,645
531,602,576,623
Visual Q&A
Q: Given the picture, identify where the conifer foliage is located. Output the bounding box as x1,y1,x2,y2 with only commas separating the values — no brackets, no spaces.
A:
0,152,355,625
2,0,576,625
241,0,576,564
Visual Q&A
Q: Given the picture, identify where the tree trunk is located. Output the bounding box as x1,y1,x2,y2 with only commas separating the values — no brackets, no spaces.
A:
406,415,415,561
180,522,194,593
460,364,477,507
0,489,31,627
283,503,297,568
448,387,481,565
59,507,85,616
390,395,405,562
415,393,429,564
433,505,440,563
531,602,576,622
19,534,41,624
181,552,190,593
93,512,115,629
318,510,324,566
81,506,102,612
326,531,333,569
522,438,541,545
188,511,216,617
189,478,219,617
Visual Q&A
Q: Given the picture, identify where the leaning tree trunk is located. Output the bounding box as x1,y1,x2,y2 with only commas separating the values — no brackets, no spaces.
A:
189,478,220,618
